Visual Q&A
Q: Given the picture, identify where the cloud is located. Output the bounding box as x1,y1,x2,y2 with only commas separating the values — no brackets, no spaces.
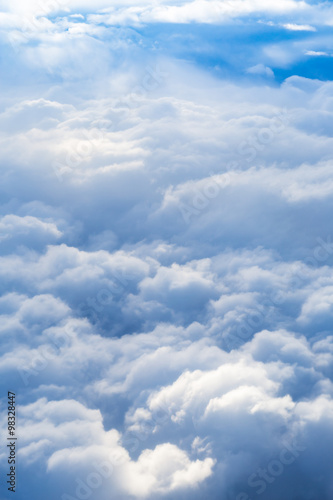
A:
104,0,309,25
283,23,316,31
306,50,330,56
1,2,333,500
246,64,275,78
12,397,214,498
1,0,310,22
123,443,215,496
0,215,62,254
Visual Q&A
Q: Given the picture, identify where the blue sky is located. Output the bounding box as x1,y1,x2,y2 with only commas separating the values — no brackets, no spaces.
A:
0,1,333,499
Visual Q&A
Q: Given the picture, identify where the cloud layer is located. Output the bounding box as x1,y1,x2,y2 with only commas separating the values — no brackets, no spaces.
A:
0,1,333,500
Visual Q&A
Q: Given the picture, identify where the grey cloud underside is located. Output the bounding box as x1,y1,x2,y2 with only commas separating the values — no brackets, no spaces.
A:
1,4,333,500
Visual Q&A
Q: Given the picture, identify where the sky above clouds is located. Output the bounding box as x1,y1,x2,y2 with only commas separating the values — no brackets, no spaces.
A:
0,1,333,499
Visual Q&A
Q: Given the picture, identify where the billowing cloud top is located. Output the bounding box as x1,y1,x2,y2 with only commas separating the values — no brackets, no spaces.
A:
0,1,333,499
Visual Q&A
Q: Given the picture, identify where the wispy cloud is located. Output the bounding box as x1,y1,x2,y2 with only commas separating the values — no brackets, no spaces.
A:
283,22,316,31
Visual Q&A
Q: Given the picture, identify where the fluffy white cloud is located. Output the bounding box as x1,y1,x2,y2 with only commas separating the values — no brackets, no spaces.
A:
6,397,214,498
123,443,215,496
94,0,309,26
0,0,310,20
283,23,316,31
